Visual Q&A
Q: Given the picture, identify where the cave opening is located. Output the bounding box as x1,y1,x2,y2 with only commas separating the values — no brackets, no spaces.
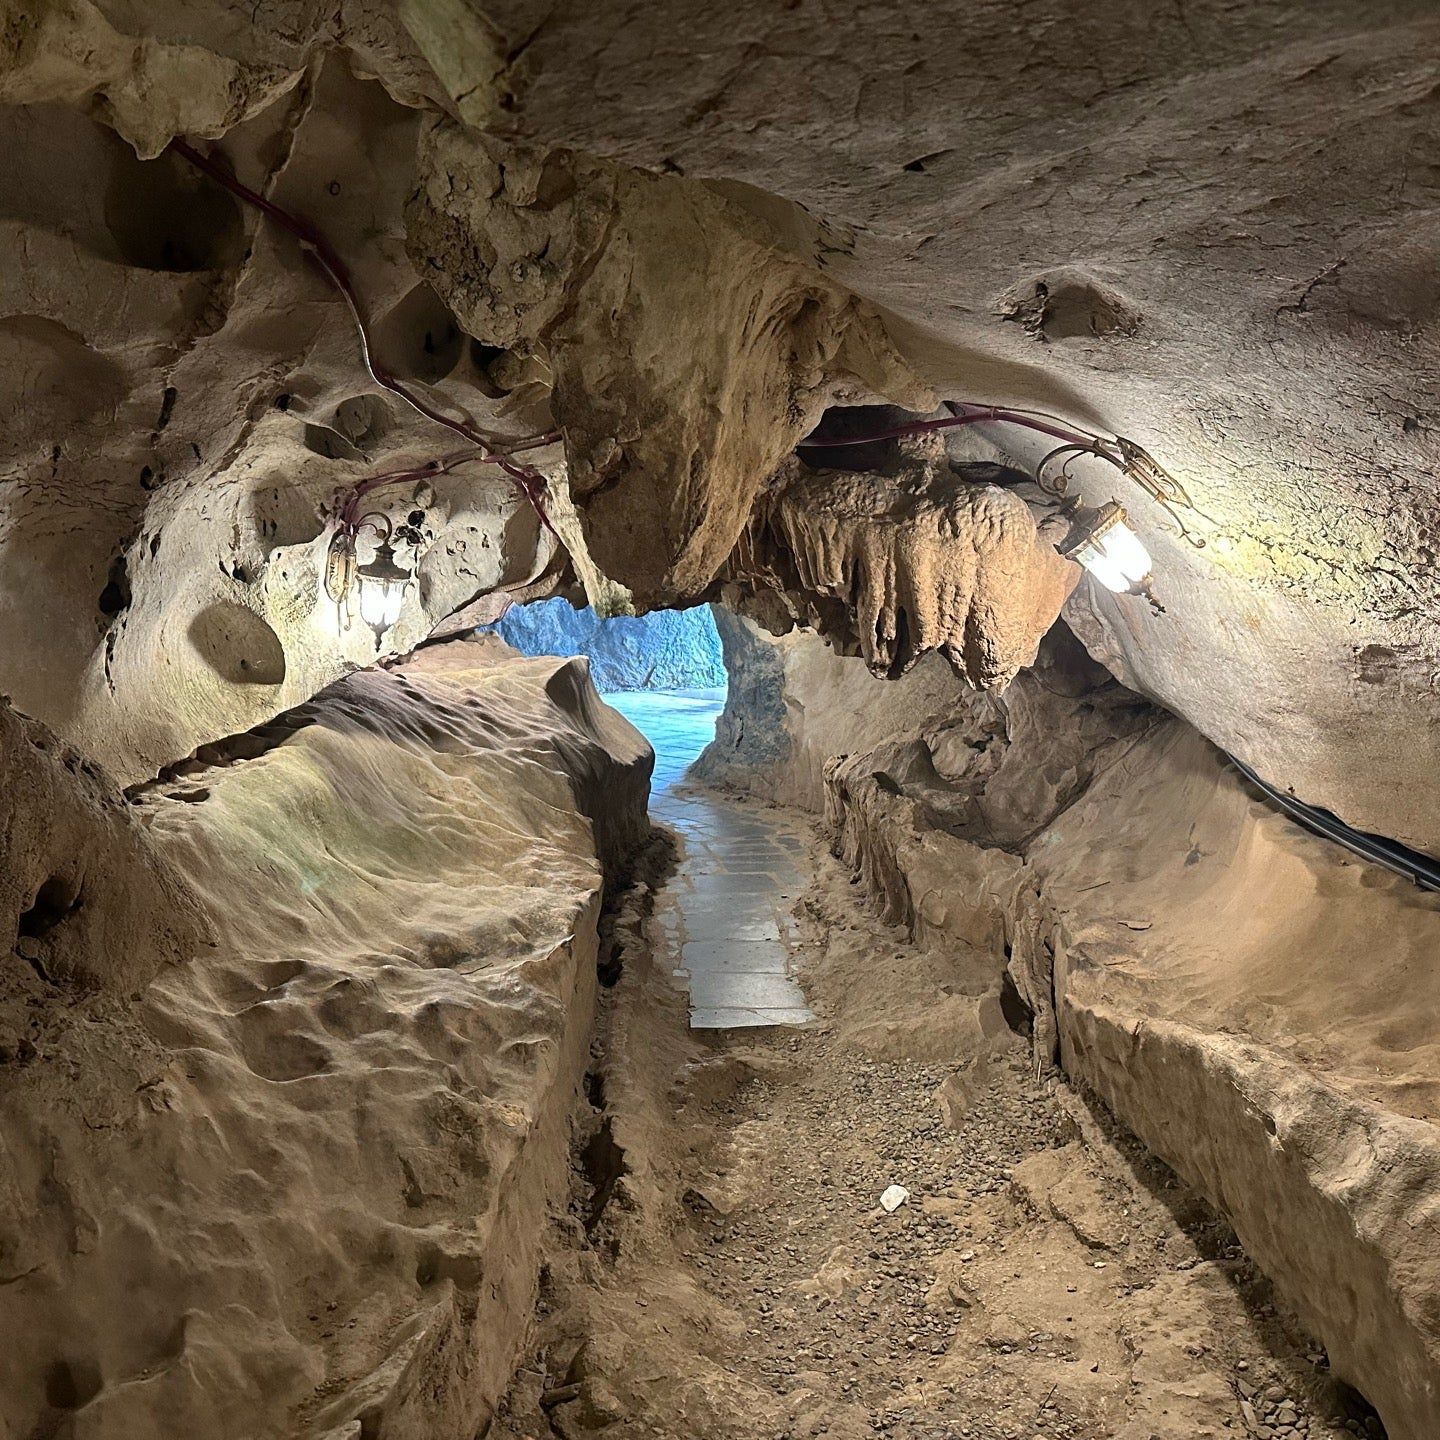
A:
484,596,814,1032
483,596,730,797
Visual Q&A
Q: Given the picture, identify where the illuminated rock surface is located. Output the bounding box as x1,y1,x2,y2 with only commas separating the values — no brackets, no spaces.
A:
485,598,726,692
6,0,1437,840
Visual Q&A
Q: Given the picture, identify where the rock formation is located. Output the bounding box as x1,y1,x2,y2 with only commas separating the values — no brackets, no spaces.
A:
729,444,1077,686
0,641,650,1439
4,0,1439,841
458,0,1440,850
406,123,932,604
484,596,726,691
1,1,1438,1437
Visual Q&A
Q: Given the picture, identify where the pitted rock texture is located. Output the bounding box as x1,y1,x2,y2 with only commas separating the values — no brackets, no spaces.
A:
0,50,557,783
1,9,1439,1436
8,2,1437,847
407,123,933,605
4,0,1440,857
0,642,651,1440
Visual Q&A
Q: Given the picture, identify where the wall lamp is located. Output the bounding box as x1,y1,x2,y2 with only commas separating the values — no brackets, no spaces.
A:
324,498,420,639
1055,499,1153,597
320,447,508,639
355,533,412,632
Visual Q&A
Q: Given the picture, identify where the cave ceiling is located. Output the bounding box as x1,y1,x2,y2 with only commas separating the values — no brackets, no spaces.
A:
1,0,1438,848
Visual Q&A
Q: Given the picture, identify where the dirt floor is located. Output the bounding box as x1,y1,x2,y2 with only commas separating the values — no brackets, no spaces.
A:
489,796,1387,1440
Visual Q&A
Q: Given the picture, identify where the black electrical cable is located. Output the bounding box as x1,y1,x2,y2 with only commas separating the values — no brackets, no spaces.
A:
1228,754,1440,893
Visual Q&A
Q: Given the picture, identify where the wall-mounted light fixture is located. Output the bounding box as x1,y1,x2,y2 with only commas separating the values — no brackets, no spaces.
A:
355,536,412,633
323,507,416,639
1056,499,1154,597
168,134,570,651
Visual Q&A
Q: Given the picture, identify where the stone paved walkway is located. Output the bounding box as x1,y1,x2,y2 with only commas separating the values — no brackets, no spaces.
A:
606,689,813,1029
656,791,812,1028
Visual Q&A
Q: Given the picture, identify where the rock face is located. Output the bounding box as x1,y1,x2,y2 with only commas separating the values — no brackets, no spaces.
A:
691,607,794,794
6,1,1438,846
0,50,555,785
484,597,726,692
449,0,1440,853
694,607,973,811
406,122,932,606
710,618,1440,1439
732,446,1077,686
2,4,1440,1437
0,641,650,1440
0,700,208,996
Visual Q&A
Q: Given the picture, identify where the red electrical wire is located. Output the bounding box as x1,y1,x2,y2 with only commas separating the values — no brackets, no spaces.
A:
796,400,1205,545
171,138,561,541
795,400,1125,466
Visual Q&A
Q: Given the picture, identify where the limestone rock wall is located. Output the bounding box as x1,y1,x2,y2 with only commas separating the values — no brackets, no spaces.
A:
826,721,1440,1440
0,699,208,997
0,0,448,158
0,642,651,1440
694,608,971,811
484,596,726,692
0,47,555,785
716,619,1440,1438
9,2,1437,852
690,606,795,796
698,610,1145,820
406,122,933,606
451,0,1440,854
1,6,1439,1431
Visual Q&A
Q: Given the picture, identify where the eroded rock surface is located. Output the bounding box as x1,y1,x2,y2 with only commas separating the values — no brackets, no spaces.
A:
0,51,555,783
730,445,1077,686
0,698,207,995
7,1,1437,846
0,642,650,1440
407,122,931,604
710,619,1440,1438
1,3,1439,1436
458,0,1440,850
489,784,1369,1440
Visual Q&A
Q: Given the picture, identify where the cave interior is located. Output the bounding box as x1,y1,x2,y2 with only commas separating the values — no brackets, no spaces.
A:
0,3,1438,1439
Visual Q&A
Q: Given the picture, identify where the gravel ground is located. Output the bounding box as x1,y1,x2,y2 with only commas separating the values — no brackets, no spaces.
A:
490,801,1386,1440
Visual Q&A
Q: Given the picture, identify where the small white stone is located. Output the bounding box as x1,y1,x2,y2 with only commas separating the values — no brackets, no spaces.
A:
879,1185,910,1213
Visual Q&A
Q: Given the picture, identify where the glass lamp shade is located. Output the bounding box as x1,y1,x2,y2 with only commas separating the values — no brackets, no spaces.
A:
355,540,411,631
1098,519,1152,583
1059,501,1152,594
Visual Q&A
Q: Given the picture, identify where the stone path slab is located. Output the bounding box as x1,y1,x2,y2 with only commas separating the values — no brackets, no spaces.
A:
606,690,813,1030
657,789,814,1028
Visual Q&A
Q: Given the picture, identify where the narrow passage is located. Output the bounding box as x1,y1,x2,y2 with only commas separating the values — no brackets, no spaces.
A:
608,689,811,1028
492,743,1373,1440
